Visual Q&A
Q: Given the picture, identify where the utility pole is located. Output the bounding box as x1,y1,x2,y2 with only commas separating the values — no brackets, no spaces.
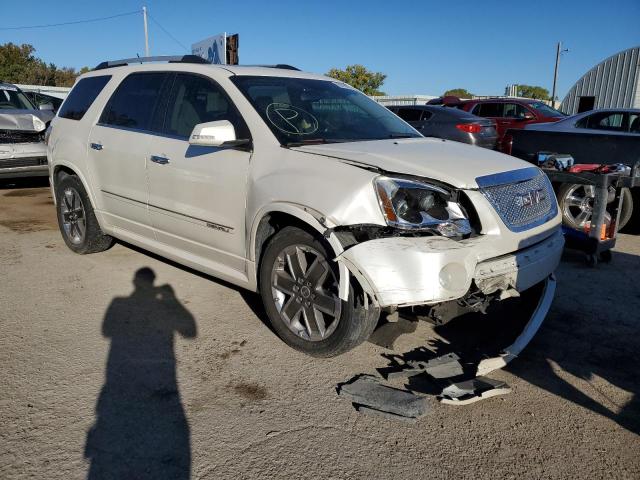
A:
551,42,568,108
143,6,150,57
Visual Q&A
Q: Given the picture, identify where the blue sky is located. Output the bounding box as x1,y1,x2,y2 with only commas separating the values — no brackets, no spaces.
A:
2,0,639,98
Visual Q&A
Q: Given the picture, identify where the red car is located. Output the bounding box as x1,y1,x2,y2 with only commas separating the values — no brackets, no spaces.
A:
452,98,566,150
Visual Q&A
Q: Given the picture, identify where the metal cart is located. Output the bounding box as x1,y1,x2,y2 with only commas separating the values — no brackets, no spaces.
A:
543,162,640,266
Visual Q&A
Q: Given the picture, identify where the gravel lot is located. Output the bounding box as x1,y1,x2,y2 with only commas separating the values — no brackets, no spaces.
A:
1,179,639,479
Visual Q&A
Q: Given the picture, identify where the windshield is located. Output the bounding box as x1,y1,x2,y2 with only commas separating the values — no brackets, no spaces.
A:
529,101,565,118
0,87,35,110
230,76,421,146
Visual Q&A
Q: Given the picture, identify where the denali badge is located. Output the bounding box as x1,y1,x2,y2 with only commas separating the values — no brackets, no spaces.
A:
515,188,546,207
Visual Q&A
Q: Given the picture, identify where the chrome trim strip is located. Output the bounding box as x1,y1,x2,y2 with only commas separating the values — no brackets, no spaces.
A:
95,123,188,141
101,189,234,232
476,274,556,376
475,167,541,188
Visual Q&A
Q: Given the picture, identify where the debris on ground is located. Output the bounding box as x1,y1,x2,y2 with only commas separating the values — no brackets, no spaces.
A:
408,352,464,379
439,377,511,405
337,375,431,420
341,345,512,419
379,352,464,380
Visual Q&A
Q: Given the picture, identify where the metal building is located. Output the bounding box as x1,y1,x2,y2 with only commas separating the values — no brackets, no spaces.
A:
371,95,437,106
560,46,640,114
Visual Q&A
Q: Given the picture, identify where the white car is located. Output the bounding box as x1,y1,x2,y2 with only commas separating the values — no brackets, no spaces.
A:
47,56,563,359
0,82,54,179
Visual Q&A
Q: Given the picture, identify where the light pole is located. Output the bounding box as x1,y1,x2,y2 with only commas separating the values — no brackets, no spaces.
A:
551,42,569,108
143,6,150,57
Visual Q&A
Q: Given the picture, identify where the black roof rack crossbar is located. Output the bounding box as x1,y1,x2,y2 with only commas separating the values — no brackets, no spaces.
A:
94,55,209,71
246,64,300,71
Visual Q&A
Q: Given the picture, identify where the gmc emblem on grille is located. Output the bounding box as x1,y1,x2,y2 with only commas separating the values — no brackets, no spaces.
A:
515,188,546,207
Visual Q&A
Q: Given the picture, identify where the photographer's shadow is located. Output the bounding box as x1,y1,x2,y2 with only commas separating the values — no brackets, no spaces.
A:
85,267,196,480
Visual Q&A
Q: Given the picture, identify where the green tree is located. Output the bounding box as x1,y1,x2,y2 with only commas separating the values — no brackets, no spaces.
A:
443,88,473,98
326,65,386,96
0,42,82,87
0,43,39,84
516,85,550,100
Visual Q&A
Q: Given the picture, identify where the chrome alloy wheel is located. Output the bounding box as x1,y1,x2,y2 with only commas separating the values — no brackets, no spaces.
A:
60,187,86,245
270,244,342,341
562,184,597,228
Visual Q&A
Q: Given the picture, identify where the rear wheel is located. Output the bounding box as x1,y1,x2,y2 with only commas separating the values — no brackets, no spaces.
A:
259,226,379,357
55,175,114,254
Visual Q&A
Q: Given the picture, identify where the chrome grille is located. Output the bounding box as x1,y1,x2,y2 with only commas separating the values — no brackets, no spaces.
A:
476,167,557,232
0,156,47,169
0,129,43,144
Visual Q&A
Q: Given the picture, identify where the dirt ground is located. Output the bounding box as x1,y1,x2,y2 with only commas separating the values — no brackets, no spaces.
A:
1,179,639,480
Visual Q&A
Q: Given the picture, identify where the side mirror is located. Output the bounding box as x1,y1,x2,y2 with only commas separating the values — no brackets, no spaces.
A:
39,103,54,111
521,112,534,120
188,120,249,147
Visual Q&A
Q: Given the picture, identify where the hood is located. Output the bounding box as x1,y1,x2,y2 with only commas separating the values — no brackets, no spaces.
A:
0,110,54,131
293,137,533,188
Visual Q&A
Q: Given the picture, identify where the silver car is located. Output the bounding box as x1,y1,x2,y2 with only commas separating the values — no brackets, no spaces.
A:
0,82,54,179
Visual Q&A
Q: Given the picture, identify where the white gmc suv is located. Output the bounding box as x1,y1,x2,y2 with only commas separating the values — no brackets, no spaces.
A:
48,56,563,360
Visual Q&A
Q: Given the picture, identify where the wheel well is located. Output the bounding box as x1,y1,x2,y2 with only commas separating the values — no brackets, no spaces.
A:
54,165,77,182
254,212,322,269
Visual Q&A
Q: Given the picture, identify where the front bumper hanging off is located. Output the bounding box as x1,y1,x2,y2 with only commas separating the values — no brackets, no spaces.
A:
335,228,564,308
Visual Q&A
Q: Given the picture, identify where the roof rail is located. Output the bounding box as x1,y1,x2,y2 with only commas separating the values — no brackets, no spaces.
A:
243,64,300,71
94,55,209,71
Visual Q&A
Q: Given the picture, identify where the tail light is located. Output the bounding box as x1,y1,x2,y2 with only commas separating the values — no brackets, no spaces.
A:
456,123,482,134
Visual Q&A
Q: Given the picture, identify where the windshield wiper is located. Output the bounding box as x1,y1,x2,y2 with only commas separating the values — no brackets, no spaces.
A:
284,138,333,147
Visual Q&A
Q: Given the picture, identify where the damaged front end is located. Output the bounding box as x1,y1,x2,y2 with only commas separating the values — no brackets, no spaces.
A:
334,227,563,309
329,169,563,373
0,111,49,178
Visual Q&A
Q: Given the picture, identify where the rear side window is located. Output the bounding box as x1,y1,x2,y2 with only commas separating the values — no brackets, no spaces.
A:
396,108,423,122
473,103,503,117
100,72,168,130
503,103,530,119
576,112,626,131
58,76,111,120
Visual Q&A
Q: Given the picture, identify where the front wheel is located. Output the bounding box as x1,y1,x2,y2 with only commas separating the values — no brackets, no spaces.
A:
259,226,379,357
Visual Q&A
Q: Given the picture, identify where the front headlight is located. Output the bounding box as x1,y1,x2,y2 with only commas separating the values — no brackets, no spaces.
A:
375,176,472,237
32,116,46,132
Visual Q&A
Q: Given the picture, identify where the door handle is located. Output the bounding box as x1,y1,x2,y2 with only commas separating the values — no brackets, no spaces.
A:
90,142,103,151
150,155,170,165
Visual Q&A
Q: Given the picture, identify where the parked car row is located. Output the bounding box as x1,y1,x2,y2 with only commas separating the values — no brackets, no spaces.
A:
46,56,562,359
387,105,498,149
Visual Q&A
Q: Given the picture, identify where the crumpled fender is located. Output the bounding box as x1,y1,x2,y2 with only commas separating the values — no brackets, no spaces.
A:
248,202,351,299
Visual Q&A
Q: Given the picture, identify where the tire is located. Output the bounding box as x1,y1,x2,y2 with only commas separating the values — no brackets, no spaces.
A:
259,226,379,357
558,183,633,231
55,174,114,254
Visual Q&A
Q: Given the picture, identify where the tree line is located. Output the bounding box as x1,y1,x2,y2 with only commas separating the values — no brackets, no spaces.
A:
0,43,89,87
326,65,550,101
